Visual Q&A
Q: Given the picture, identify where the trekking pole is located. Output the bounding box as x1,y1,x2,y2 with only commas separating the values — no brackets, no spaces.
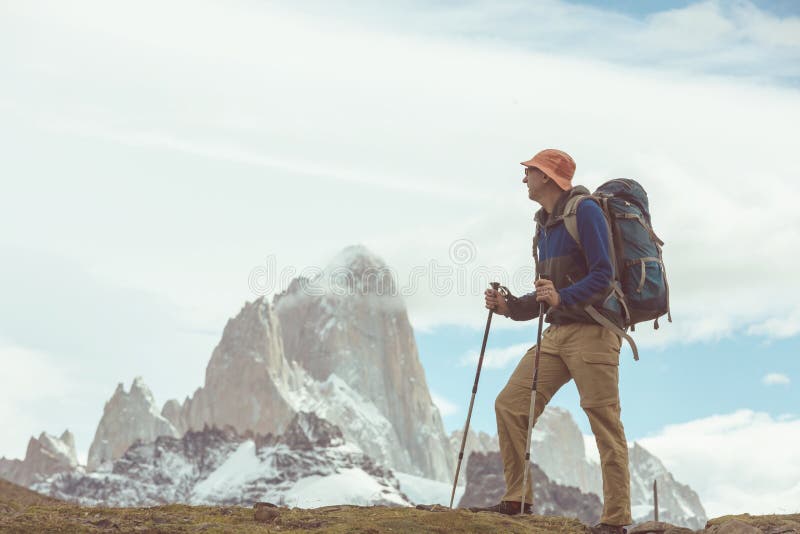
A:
519,273,549,515
449,281,505,509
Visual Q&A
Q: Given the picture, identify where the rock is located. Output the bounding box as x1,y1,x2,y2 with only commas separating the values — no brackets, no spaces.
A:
273,245,453,481
705,519,763,534
254,502,280,523
628,521,694,534
87,377,179,471
32,421,412,508
174,297,296,439
277,412,344,450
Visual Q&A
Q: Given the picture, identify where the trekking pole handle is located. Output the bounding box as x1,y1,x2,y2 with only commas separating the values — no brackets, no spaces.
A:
488,282,509,312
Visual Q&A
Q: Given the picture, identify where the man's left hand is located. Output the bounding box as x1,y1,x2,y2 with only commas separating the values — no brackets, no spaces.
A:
535,278,561,308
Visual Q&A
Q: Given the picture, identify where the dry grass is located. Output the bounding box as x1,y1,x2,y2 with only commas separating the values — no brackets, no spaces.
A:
0,479,588,533
705,512,800,532
4,478,799,533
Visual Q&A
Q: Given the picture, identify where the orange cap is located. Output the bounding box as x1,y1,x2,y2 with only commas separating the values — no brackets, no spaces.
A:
520,149,575,191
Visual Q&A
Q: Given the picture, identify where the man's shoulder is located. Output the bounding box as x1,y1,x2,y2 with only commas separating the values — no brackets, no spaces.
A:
574,195,604,219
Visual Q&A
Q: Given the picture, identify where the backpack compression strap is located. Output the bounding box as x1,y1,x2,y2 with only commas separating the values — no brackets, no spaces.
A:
583,305,640,361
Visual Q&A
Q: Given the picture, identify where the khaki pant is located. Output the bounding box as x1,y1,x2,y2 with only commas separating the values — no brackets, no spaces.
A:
494,322,632,526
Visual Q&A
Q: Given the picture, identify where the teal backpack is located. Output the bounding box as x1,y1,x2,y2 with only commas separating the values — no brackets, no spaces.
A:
563,179,671,360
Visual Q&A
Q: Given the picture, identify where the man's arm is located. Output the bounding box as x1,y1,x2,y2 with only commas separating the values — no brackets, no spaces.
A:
484,287,541,320
505,291,541,321
558,200,615,308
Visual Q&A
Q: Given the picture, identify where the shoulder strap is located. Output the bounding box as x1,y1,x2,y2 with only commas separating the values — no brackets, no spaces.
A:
562,195,590,249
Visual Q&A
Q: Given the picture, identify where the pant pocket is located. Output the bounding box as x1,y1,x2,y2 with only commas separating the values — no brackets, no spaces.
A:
575,351,619,408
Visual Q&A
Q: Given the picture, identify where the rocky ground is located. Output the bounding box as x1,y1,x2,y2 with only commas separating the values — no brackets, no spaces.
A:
2,478,798,533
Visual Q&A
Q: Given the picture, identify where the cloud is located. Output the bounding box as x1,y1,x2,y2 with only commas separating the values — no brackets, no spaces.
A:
0,247,216,462
762,373,791,386
1,0,799,464
0,343,74,459
2,0,798,347
283,0,800,84
460,343,531,370
748,310,800,339
638,410,800,517
430,392,459,417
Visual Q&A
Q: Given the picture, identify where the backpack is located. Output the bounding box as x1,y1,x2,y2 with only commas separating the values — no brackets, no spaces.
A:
562,179,672,360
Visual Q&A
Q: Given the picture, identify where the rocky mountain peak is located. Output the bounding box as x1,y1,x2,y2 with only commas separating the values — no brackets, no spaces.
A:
629,442,707,530
161,296,297,440
0,430,78,487
323,245,396,296
87,377,178,471
274,246,452,481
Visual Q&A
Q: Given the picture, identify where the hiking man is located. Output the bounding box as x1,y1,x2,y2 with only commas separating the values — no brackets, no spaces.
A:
479,149,632,534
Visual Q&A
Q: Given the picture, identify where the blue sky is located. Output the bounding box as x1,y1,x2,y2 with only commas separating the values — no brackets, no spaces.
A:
571,0,800,18
2,0,799,518
418,326,800,438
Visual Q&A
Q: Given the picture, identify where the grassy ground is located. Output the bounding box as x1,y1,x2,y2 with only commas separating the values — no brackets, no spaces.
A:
3,479,799,533
0,479,586,533
705,512,800,532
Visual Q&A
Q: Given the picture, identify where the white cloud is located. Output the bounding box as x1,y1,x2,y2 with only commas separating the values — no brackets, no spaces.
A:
460,343,532,370
748,310,800,339
1,0,798,347
1,0,800,459
639,410,800,517
0,344,74,459
430,392,459,417
762,373,791,386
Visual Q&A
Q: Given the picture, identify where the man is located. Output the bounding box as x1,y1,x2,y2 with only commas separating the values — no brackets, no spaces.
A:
479,149,632,534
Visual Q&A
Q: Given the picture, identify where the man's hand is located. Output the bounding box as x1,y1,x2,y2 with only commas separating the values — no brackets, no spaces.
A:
485,288,510,316
535,278,561,308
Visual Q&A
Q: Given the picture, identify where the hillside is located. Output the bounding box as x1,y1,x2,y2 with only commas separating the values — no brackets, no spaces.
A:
2,479,799,534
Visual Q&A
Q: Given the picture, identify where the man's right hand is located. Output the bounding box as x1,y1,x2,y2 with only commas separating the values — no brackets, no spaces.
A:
484,288,509,316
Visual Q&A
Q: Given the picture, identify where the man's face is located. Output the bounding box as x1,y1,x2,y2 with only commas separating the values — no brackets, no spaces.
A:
522,166,548,202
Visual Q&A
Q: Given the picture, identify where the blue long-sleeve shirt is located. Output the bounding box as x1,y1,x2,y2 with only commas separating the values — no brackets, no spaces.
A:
506,192,619,325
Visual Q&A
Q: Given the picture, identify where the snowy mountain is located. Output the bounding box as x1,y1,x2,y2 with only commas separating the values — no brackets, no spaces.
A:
275,245,452,481
629,443,707,530
87,377,179,471
34,413,411,508
3,244,708,524
0,430,79,487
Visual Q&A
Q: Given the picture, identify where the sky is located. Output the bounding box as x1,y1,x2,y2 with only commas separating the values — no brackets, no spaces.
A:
2,0,799,519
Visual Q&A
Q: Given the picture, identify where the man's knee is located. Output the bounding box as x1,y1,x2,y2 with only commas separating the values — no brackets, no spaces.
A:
495,387,512,417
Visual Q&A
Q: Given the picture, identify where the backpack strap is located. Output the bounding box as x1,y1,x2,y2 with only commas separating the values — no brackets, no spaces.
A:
564,194,637,360
584,305,640,361
562,194,588,249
